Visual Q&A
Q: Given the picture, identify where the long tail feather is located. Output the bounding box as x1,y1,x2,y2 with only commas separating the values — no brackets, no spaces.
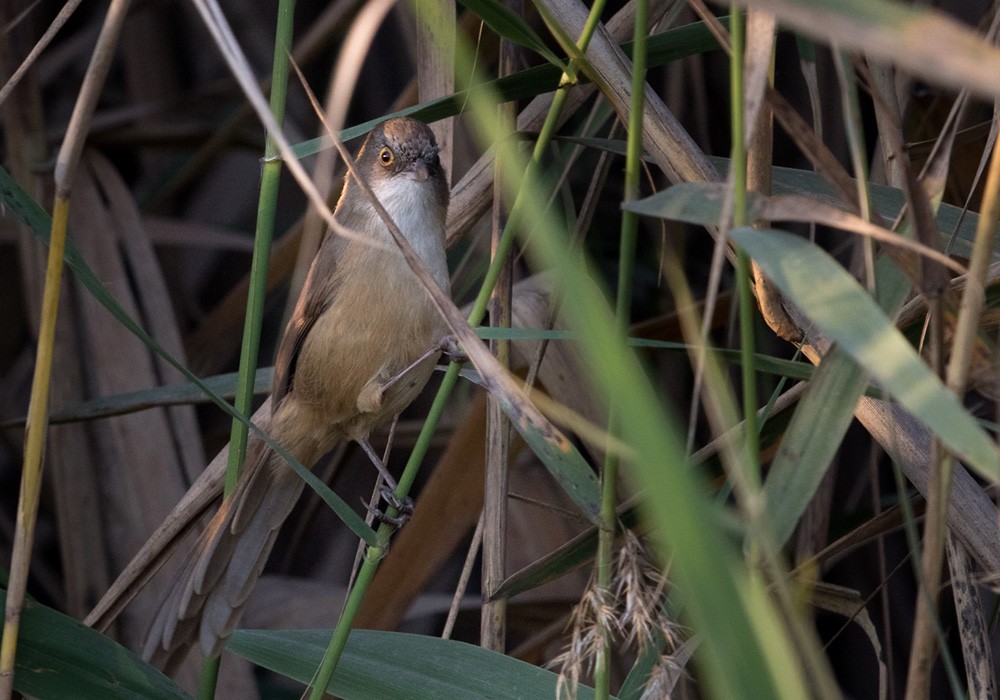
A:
142,440,305,670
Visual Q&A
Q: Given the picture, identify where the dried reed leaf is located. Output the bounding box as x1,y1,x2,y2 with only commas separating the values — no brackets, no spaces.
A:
733,0,1000,103
946,534,997,700
85,401,269,633
71,151,261,692
415,0,454,182
141,216,256,252
742,10,776,147
811,582,887,700
71,154,191,639
88,153,206,482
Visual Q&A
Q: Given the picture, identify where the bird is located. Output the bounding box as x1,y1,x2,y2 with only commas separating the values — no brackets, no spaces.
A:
143,117,450,670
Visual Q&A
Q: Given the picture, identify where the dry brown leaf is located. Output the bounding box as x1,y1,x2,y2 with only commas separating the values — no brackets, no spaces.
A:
946,534,997,700
72,153,192,639
413,0,456,182
811,582,887,700
69,151,253,691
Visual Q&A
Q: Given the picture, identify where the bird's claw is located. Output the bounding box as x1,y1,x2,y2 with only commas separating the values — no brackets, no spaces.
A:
364,485,414,528
438,334,466,363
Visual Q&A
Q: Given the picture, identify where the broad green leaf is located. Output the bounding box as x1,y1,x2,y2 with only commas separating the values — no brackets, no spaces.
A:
228,629,615,699
0,591,189,699
765,345,870,546
732,227,1000,481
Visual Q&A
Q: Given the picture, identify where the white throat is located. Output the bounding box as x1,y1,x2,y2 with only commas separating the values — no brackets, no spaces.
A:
371,174,449,292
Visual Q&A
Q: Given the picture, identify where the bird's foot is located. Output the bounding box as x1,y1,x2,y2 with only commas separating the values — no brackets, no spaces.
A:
438,334,466,363
365,485,414,528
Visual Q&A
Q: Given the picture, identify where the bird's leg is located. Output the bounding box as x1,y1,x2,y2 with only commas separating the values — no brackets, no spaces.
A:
365,485,414,528
380,344,440,395
379,336,464,395
358,438,398,489
357,437,413,527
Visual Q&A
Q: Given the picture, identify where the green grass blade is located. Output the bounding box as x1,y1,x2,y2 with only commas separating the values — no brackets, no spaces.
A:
764,346,869,546
732,227,1000,481
27,368,274,425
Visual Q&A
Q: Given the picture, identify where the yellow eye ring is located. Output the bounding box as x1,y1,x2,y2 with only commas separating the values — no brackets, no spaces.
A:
378,146,394,167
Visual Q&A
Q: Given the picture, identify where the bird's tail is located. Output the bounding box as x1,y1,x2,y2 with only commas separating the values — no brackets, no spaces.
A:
143,437,305,671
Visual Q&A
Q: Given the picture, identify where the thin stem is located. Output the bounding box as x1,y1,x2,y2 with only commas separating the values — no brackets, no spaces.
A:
0,197,70,699
730,7,760,483
481,0,519,649
225,0,295,496
596,0,647,695
833,52,875,291
905,100,1000,700
201,1,296,696
308,361,462,698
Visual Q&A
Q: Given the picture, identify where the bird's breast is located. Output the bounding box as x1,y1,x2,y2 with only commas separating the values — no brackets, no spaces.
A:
289,222,446,444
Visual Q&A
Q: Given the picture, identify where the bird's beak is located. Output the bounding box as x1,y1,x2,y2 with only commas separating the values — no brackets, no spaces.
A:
408,159,430,182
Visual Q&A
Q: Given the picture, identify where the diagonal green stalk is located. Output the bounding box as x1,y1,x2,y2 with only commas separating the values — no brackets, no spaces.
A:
225,0,295,496
200,1,296,697
595,0,647,695
833,51,875,290
306,0,612,694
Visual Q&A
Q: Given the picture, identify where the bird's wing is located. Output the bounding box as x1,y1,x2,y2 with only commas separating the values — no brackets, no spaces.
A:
271,228,349,405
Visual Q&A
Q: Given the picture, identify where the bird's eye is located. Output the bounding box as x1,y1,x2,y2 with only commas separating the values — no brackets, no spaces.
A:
378,147,395,167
